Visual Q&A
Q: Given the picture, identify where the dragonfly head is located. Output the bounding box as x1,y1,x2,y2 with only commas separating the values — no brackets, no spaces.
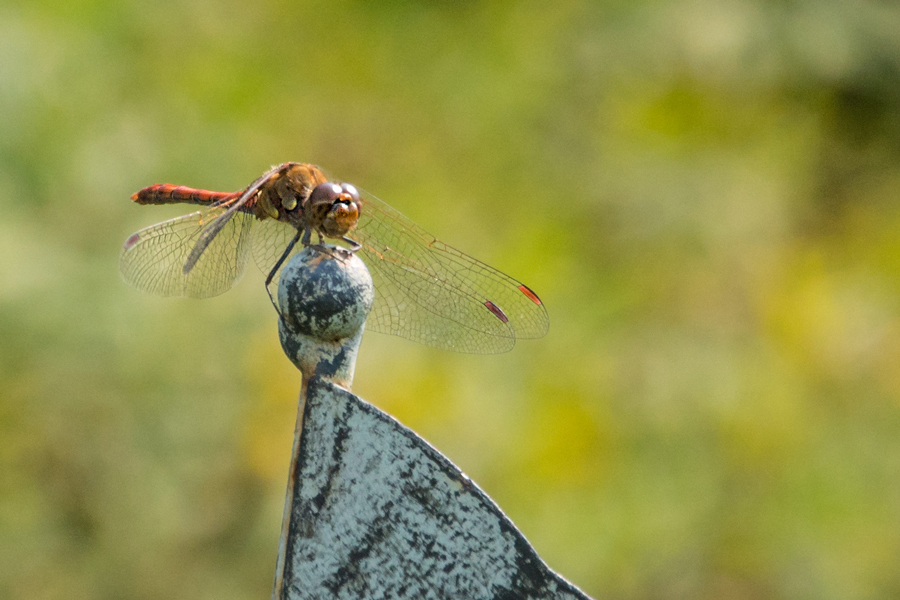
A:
306,182,361,238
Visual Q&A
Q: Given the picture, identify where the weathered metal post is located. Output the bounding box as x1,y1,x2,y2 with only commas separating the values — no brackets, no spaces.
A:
272,246,592,600
272,245,373,599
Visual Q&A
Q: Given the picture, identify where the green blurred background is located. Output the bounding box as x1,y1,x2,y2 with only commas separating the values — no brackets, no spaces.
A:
3,0,900,598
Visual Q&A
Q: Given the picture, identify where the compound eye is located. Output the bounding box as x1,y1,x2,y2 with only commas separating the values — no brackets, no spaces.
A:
310,182,343,204
340,183,360,202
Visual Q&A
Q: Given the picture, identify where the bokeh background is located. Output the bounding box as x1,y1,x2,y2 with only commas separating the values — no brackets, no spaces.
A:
3,1,900,598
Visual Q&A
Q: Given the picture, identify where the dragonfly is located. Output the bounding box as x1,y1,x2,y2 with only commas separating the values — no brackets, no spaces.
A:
120,162,548,353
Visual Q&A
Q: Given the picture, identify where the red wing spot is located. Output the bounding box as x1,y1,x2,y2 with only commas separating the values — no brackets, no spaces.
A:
518,284,542,305
484,300,509,323
124,233,140,250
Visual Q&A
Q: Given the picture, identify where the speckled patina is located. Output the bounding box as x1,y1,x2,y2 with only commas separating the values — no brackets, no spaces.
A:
278,379,591,600
277,245,374,388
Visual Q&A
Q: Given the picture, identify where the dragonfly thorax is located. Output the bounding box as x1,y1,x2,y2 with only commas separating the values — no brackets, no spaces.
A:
258,163,328,224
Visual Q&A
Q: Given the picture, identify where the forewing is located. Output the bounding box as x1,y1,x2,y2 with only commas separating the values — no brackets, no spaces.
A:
352,190,549,354
120,209,254,298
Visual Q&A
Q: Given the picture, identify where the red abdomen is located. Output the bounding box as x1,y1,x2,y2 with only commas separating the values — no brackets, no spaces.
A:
131,184,240,206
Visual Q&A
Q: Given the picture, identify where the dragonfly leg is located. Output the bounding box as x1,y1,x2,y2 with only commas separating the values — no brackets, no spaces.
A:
266,229,304,312
342,236,362,252
308,235,360,256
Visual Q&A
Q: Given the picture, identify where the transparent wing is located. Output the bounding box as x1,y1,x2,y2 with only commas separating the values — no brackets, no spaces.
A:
245,190,549,354
353,189,549,354
120,209,254,298
249,216,305,301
